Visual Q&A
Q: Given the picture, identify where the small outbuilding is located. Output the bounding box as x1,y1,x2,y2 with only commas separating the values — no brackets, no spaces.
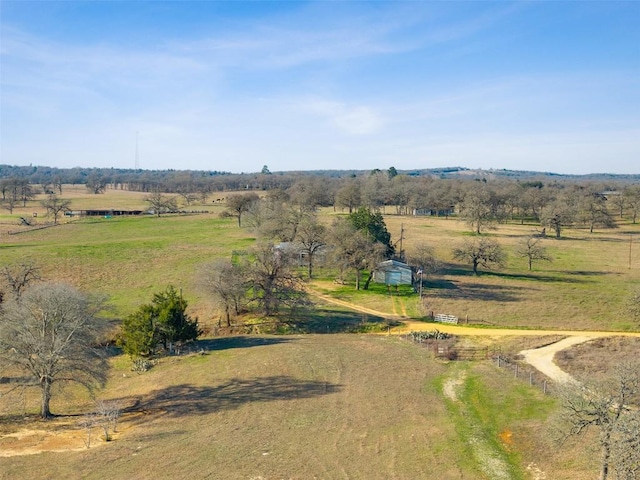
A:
373,260,413,286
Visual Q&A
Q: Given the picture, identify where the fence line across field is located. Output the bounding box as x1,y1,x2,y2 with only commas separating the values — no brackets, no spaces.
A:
495,354,552,395
403,332,555,395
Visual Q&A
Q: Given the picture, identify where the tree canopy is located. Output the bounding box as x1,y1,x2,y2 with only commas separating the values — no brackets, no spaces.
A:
119,285,200,357
453,237,506,275
348,207,394,258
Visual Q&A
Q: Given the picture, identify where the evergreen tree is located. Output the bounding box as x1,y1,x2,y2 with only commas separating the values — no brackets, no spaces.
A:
348,207,394,258
119,286,200,357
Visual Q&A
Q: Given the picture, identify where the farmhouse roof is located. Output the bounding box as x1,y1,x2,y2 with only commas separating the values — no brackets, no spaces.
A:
376,260,411,270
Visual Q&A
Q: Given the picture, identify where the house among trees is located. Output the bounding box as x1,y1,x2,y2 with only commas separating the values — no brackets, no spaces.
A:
373,260,413,286
412,206,455,217
274,241,327,267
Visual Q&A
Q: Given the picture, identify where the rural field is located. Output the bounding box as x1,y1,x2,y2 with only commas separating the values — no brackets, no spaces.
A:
1,185,639,479
0,334,599,479
1,185,639,330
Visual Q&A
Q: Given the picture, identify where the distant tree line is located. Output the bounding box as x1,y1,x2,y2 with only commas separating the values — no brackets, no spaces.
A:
2,164,640,227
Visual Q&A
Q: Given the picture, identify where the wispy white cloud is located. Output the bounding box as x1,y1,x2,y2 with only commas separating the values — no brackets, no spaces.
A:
300,99,384,135
1,2,638,174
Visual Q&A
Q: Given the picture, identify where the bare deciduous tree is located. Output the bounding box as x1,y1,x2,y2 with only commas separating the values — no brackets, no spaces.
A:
144,191,178,216
223,193,260,227
461,184,497,234
246,242,306,316
406,242,441,290
1,196,18,214
541,193,580,239
40,194,71,225
197,259,247,326
86,174,107,194
335,178,362,214
296,214,326,279
245,197,303,242
0,283,109,418
515,235,552,271
556,362,640,480
623,186,640,224
1,260,42,300
329,219,386,290
406,243,441,277
95,399,121,441
79,412,98,448
627,290,640,326
177,189,198,206
453,237,506,275
578,192,617,233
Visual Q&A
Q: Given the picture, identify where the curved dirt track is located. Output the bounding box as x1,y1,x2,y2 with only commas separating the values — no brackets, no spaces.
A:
519,336,593,383
311,289,640,339
311,289,640,381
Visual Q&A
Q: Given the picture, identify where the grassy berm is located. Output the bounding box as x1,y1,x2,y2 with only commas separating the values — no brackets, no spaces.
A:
0,335,594,479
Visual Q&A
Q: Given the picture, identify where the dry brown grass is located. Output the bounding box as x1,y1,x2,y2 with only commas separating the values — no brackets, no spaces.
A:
0,335,463,479
382,214,640,331
2,187,639,331
1,334,600,480
554,336,640,381
1,187,634,479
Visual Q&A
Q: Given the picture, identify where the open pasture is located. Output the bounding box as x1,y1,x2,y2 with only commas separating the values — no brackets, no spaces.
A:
0,186,633,479
1,186,640,330
383,215,640,331
0,334,594,480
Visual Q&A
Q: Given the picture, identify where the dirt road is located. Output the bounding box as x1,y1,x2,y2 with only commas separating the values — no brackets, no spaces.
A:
519,336,593,383
311,289,640,382
311,289,639,338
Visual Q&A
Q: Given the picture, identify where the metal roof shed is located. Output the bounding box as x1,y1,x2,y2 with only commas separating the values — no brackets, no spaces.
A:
373,260,413,286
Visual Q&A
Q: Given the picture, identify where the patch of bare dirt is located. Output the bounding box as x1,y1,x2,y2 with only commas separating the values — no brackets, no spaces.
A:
442,370,466,402
0,411,142,457
0,426,96,457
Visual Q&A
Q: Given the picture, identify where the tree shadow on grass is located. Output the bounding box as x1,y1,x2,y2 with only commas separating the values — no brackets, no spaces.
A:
481,271,593,283
286,309,399,333
123,376,342,419
427,281,526,302
196,336,296,352
560,270,620,277
438,263,600,284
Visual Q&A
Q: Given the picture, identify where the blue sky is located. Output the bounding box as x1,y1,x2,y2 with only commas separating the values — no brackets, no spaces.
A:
1,1,638,174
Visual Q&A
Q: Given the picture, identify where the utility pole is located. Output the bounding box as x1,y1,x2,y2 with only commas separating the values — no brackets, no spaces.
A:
398,223,405,260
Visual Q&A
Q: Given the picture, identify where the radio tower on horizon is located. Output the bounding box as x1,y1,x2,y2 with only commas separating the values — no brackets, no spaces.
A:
135,131,140,170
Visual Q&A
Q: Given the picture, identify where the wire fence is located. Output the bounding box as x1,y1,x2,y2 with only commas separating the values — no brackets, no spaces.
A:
403,331,556,396
493,354,554,395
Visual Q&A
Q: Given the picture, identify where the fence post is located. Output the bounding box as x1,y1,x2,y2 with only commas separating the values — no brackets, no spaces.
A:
497,355,501,368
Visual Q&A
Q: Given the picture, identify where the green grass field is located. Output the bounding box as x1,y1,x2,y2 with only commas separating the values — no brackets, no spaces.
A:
1,186,638,479
2,186,639,330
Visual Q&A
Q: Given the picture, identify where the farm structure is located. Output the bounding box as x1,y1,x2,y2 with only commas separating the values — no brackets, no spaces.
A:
412,206,455,216
373,260,413,286
274,241,328,266
66,209,144,217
